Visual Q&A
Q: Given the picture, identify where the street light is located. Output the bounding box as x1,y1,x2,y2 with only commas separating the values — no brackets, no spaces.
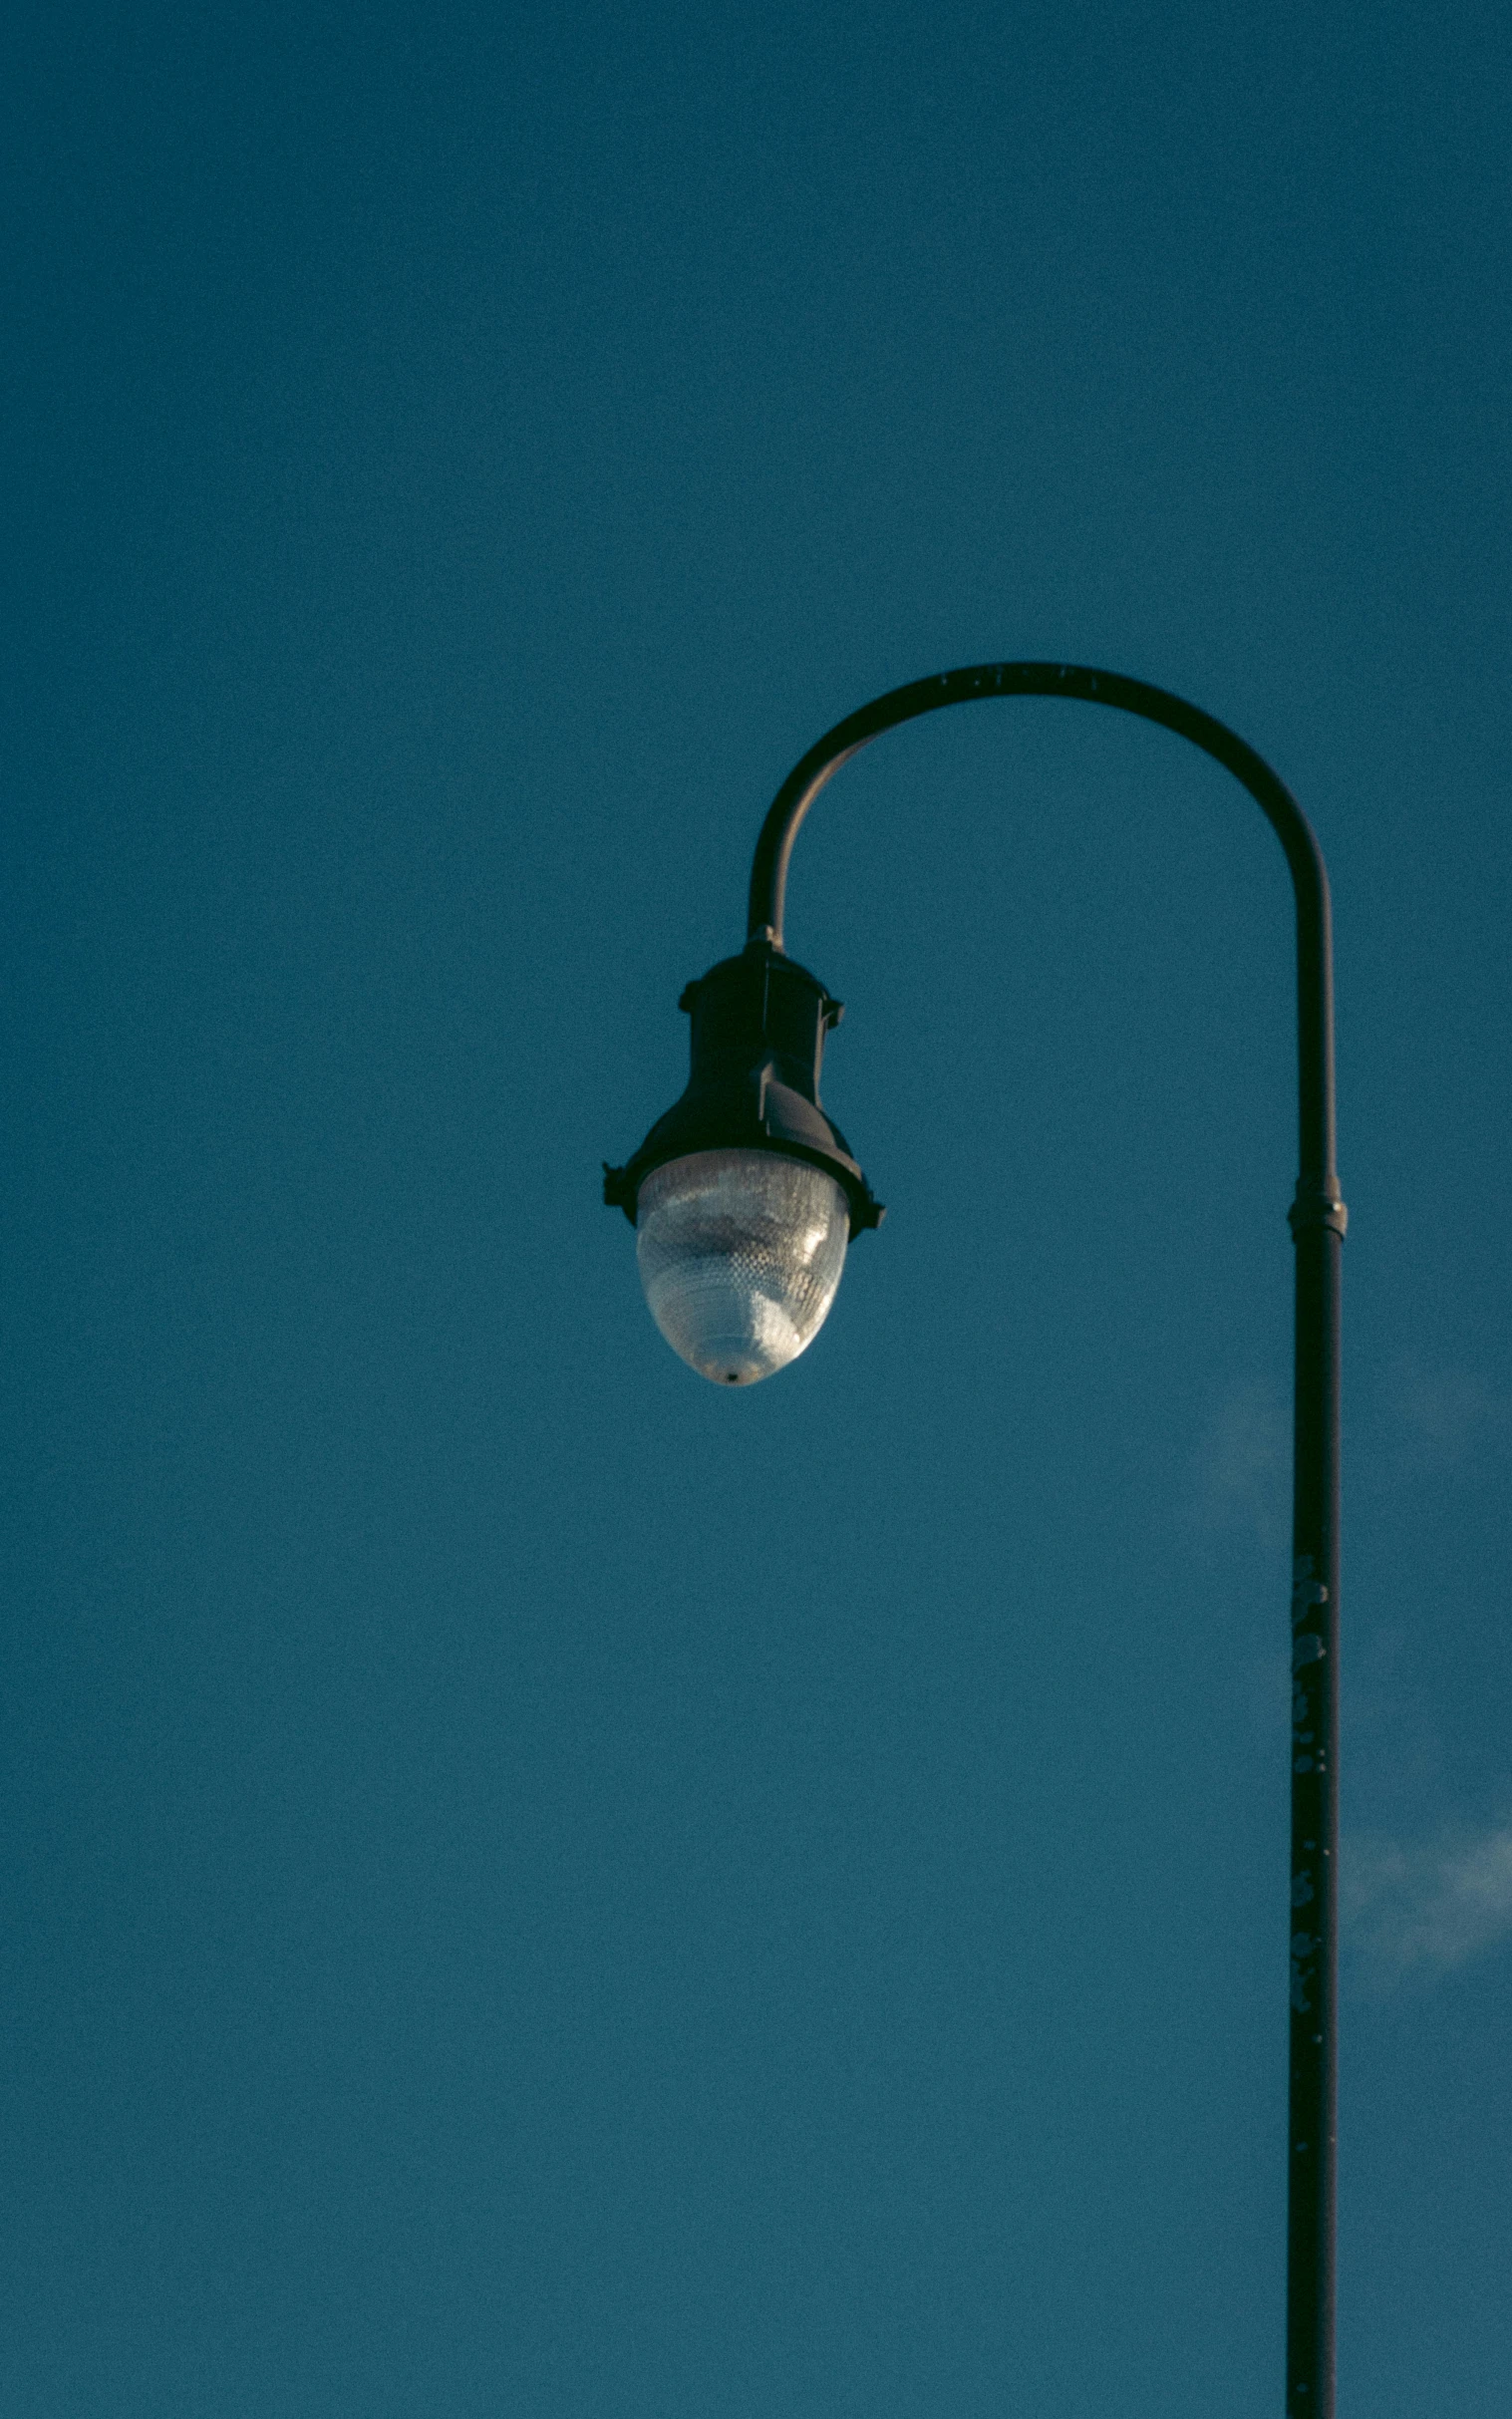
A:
603,662,1345,2419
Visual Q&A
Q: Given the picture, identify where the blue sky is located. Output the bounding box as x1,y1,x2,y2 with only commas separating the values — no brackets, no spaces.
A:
4,4,1510,2412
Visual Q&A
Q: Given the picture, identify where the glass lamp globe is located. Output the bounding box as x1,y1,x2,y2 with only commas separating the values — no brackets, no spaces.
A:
635,1148,850,1384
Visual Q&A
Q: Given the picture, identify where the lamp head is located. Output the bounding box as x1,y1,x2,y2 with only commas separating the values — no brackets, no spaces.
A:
604,939,882,1383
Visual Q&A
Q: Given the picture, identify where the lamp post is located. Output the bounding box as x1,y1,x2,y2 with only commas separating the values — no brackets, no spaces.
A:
604,662,1345,2419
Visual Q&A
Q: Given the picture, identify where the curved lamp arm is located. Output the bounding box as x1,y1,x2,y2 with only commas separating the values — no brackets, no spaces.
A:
750,662,1345,1223
748,662,1345,2419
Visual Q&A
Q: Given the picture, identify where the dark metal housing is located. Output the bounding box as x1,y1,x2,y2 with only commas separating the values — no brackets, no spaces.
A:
602,939,884,1234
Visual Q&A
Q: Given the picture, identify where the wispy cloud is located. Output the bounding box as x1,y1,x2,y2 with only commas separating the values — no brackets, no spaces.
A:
1387,1361,1509,1470
1344,1823,1512,1983
1185,1377,1288,1548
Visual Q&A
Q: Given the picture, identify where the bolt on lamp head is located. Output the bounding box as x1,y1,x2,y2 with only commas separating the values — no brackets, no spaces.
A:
604,938,883,1384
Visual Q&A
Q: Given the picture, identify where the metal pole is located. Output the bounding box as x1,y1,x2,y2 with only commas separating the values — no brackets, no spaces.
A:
746,664,1345,2417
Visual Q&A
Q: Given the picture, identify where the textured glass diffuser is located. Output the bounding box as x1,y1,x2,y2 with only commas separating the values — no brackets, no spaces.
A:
635,1148,850,1384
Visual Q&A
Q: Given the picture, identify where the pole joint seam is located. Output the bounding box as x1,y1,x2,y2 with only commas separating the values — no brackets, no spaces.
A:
1288,1186,1349,1240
